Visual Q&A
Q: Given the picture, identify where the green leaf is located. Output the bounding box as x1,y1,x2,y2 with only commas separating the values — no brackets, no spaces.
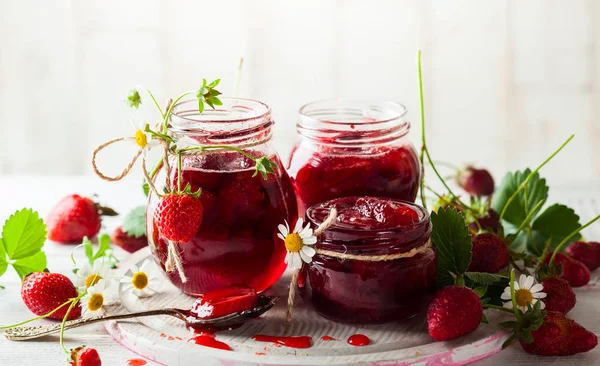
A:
0,238,7,278
473,286,488,297
207,78,220,88
481,313,489,324
529,204,581,252
431,207,473,287
93,234,112,261
82,237,94,265
198,100,205,113
122,206,146,238
491,169,549,227
2,209,47,260
465,272,509,286
126,89,142,109
12,251,47,280
142,181,150,197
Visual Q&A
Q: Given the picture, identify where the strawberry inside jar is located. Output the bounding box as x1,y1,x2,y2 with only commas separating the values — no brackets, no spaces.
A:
287,99,421,216
147,98,298,296
300,196,436,324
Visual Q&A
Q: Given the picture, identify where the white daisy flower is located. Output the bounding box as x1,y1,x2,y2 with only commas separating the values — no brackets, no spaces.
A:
501,274,546,312
277,218,317,270
75,260,111,290
80,279,110,319
119,259,161,297
130,120,160,156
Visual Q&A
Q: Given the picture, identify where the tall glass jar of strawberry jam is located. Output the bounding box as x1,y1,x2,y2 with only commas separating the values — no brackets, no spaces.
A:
287,99,421,216
147,98,298,296
300,196,436,324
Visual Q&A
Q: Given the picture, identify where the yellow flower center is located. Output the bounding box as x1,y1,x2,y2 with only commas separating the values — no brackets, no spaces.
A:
284,233,303,253
135,129,148,148
85,274,103,289
132,272,149,290
87,293,104,312
515,289,534,307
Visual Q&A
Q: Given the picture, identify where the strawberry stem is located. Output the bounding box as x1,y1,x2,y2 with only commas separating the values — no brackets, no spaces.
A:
483,303,514,313
233,57,244,98
499,134,574,221
549,213,600,266
60,298,81,354
417,50,427,209
0,298,74,329
177,151,183,193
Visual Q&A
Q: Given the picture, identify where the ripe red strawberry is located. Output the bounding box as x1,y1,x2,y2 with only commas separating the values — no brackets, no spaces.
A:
154,193,204,243
70,346,102,366
468,233,509,273
566,241,600,271
541,277,576,314
47,194,117,243
427,286,483,341
457,166,495,196
190,285,258,319
111,226,147,253
543,252,591,287
21,272,81,320
519,311,597,356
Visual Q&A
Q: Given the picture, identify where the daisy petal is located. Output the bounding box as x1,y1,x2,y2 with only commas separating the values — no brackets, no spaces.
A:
291,253,302,270
539,300,546,310
523,275,534,290
277,233,286,241
530,284,543,293
301,245,316,258
278,224,288,237
299,226,313,238
303,236,317,245
518,274,527,288
299,250,312,264
501,291,512,300
293,219,304,233
513,281,520,291
503,301,513,309
284,252,292,264
532,292,547,299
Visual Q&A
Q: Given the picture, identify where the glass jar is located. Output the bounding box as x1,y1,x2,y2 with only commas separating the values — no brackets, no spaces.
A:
300,196,436,324
147,98,298,296
287,99,421,216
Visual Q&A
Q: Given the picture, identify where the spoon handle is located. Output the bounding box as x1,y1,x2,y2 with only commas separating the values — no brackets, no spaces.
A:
3,308,185,341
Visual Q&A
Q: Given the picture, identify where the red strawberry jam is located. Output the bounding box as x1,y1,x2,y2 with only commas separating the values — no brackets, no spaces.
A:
190,285,258,319
287,99,421,215
147,98,298,296
301,196,436,324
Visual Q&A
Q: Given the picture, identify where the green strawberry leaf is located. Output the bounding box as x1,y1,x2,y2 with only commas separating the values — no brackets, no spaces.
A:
82,237,94,265
2,209,47,260
431,207,472,287
12,251,47,280
0,238,7,278
491,169,549,228
529,204,581,252
93,234,112,261
122,206,147,238
465,272,509,286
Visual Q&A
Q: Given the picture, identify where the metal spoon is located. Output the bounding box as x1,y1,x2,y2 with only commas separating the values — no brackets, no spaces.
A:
4,295,278,341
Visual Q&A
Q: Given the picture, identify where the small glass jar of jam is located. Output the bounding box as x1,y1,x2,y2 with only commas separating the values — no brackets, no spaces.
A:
147,98,298,296
287,99,421,216
301,196,436,324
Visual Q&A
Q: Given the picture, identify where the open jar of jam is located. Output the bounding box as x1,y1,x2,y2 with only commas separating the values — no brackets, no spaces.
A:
147,98,298,296
300,196,436,324
287,99,421,215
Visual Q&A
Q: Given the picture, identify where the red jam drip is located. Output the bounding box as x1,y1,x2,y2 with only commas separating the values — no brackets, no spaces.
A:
148,152,297,296
190,333,232,351
348,334,370,346
320,335,336,341
126,359,147,366
190,285,258,320
252,335,312,349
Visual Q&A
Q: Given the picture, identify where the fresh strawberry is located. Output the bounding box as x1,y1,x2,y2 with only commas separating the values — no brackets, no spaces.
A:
519,311,597,356
468,209,501,234
427,286,483,341
566,241,600,271
70,346,102,366
543,252,591,287
154,193,204,243
21,272,81,320
47,194,117,243
111,226,147,253
541,277,576,314
190,285,258,319
457,166,495,196
468,233,509,273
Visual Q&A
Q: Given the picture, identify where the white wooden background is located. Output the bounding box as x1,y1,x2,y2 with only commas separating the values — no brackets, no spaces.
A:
1,0,599,187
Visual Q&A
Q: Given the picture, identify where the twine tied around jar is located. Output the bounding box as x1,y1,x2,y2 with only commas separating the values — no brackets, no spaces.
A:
285,209,433,323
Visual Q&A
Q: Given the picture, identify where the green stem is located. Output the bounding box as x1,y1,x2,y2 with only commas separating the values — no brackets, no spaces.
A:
549,213,600,266
60,299,80,354
509,199,546,246
0,299,74,329
162,91,195,134
499,134,574,221
509,269,521,321
149,158,163,180
483,303,514,313
145,89,165,119
177,151,183,193
233,57,244,98
417,51,427,210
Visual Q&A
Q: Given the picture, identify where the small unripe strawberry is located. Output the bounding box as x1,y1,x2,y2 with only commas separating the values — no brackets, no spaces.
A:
566,241,600,271
457,166,495,196
541,277,576,314
519,311,597,356
468,233,509,273
427,286,483,341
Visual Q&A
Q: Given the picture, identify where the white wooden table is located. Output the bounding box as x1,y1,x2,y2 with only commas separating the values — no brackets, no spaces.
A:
0,177,598,365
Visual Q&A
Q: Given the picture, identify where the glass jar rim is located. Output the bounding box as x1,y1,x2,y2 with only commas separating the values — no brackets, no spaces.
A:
306,197,431,252
170,97,271,126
